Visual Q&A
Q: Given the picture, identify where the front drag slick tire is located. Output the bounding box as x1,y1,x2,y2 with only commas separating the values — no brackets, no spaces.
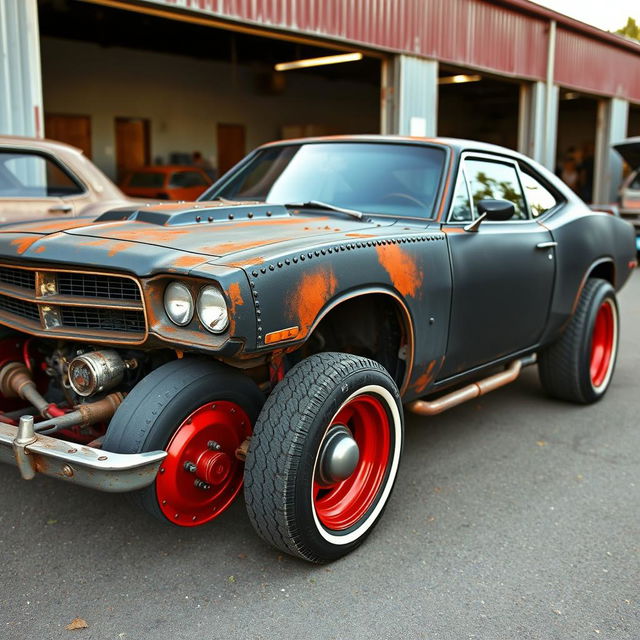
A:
244,352,403,563
102,358,263,526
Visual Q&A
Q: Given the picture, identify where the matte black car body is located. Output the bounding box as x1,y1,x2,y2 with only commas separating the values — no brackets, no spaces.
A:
0,136,634,403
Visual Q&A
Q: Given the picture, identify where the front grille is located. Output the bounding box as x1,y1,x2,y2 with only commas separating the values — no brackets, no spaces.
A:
60,307,145,333
0,264,146,342
0,294,40,322
57,273,141,301
0,266,35,291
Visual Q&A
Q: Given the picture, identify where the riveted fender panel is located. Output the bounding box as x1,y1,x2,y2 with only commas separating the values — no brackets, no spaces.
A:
236,225,452,400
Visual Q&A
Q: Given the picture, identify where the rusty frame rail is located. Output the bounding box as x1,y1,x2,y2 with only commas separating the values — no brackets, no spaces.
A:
0,417,166,492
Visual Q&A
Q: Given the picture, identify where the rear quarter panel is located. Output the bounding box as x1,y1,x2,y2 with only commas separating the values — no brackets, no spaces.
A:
539,203,636,344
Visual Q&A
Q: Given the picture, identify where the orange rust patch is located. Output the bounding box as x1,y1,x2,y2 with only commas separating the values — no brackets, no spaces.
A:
413,360,437,394
227,282,244,313
227,256,265,267
289,269,338,334
172,255,206,269
441,227,465,234
345,233,376,238
10,237,40,255
0,219,92,234
34,246,46,254
375,244,423,297
107,241,132,257
201,239,272,256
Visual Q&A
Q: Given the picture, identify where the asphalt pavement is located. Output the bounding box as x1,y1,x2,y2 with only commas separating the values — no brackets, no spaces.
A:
1,270,639,640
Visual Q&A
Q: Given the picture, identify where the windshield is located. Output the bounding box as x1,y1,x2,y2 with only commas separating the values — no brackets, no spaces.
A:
203,143,446,218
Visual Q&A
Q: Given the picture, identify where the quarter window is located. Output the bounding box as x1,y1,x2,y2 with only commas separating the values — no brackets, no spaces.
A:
521,171,558,217
449,170,472,222
0,150,84,198
464,159,527,220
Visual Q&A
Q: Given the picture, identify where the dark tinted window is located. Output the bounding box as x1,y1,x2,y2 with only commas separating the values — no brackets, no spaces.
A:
521,171,558,217
630,171,640,190
0,150,83,198
128,172,165,188
465,159,527,220
169,171,209,188
207,143,447,218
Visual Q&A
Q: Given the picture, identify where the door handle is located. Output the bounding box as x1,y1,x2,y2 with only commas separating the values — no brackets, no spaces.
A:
48,204,72,213
536,241,558,249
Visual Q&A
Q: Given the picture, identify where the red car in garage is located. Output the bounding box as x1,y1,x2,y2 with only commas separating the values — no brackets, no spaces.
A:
120,166,212,201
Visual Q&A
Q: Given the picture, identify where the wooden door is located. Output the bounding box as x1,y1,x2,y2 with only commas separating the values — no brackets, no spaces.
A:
45,114,92,158
115,117,150,181
217,124,246,175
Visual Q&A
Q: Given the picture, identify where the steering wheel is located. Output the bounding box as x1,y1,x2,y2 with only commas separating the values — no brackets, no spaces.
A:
380,192,428,209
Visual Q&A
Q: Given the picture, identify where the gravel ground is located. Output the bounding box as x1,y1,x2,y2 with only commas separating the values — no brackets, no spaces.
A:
1,270,639,640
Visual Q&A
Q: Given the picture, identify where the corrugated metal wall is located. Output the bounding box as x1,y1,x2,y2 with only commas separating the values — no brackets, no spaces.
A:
555,28,640,100
142,0,640,101
148,0,548,78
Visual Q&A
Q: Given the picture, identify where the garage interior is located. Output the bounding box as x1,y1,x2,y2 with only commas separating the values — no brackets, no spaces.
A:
556,90,598,202
37,0,381,181
437,66,521,150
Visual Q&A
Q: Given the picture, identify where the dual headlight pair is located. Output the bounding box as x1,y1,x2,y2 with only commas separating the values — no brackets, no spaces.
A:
164,282,229,333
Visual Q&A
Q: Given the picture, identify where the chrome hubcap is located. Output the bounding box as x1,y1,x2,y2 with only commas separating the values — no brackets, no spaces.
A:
316,425,360,486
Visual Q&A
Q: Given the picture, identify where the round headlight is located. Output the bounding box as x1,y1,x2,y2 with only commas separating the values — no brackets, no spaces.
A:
197,286,229,333
164,282,194,326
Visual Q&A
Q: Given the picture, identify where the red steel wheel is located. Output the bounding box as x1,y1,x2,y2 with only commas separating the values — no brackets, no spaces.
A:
157,401,251,526
313,394,390,531
589,299,616,390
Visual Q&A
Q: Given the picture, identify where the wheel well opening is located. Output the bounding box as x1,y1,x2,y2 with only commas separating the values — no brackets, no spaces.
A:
589,261,615,286
290,294,409,389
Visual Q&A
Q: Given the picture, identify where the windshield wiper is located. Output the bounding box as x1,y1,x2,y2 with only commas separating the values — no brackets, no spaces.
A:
285,200,364,220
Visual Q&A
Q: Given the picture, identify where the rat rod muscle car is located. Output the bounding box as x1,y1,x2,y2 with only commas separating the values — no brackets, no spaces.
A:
0,136,635,563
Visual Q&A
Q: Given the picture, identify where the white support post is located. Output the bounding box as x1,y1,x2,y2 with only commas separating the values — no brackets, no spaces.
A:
0,0,43,137
593,98,629,204
383,55,438,137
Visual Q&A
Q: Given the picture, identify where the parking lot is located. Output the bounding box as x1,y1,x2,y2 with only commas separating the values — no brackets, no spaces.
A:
1,268,639,640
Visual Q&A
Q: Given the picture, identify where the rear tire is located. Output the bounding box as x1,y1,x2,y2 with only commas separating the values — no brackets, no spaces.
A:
244,352,403,563
538,278,619,404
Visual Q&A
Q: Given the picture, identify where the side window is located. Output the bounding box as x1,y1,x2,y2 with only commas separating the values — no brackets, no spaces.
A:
448,169,472,222
0,150,84,198
465,159,527,220
170,171,209,188
520,171,558,217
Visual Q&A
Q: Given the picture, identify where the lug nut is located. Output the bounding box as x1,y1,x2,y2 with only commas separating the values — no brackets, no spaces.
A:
183,461,197,473
194,479,211,490
207,440,222,451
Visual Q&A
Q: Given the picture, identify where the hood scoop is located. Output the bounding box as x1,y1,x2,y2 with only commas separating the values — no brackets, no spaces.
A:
95,202,291,226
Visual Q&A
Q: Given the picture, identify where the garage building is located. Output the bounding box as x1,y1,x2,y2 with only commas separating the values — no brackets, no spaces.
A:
2,0,640,203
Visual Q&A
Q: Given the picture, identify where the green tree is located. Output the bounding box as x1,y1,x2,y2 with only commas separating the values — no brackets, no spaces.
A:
615,17,640,41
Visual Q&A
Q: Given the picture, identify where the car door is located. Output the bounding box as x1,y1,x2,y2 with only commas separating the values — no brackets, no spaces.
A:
0,148,88,223
440,153,556,378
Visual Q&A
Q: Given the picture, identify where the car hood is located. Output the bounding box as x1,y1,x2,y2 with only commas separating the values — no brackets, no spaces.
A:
0,201,396,276
614,137,640,170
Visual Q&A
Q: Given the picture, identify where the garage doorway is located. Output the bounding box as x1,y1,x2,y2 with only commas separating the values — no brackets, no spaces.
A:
217,124,246,175
556,91,598,202
438,69,521,150
629,104,640,137
44,113,91,158
115,117,150,181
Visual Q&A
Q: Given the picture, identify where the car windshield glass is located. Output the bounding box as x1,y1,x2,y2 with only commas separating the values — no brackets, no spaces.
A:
204,143,446,218
128,172,165,188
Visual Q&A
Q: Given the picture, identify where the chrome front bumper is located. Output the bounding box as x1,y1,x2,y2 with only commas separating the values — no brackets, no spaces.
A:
0,417,166,492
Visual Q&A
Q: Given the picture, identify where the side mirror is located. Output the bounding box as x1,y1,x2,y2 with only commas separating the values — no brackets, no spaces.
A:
477,198,515,221
464,198,515,232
